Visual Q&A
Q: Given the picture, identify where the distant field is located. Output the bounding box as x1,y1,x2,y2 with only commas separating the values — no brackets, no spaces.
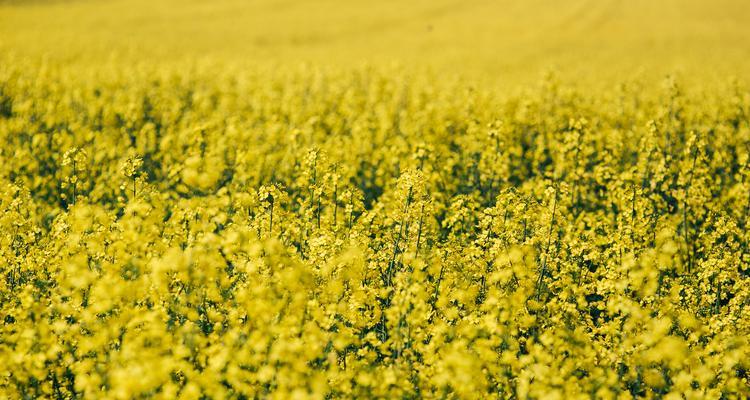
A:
2,0,750,83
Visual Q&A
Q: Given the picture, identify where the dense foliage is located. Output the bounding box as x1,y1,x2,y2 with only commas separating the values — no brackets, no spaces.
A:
1,60,749,399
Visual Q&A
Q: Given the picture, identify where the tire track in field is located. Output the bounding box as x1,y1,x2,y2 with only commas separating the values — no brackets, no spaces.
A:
491,0,621,72
549,0,619,35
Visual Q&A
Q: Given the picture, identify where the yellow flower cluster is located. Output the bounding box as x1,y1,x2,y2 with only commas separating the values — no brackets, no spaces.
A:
1,59,749,399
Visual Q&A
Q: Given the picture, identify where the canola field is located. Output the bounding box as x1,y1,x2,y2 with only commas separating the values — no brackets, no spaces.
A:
1,1,750,399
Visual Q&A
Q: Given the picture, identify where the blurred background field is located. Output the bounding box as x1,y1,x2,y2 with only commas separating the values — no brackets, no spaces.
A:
1,0,749,85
